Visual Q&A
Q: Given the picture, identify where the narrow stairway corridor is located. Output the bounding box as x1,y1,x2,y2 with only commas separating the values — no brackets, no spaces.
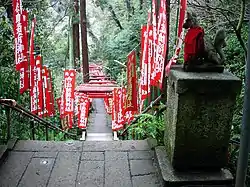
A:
86,99,113,141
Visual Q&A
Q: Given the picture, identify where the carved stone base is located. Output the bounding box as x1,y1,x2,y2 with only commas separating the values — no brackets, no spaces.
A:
155,146,234,187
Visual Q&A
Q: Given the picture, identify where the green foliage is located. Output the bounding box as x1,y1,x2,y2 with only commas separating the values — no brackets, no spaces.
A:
127,113,165,145
90,0,149,81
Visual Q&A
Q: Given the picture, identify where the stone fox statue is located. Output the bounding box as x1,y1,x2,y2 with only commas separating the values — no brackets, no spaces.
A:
183,11,226,67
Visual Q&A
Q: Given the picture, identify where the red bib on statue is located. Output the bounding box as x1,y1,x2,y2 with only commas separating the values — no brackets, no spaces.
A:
184,26,205,63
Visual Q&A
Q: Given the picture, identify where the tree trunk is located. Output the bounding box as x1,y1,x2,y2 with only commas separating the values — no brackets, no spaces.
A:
108,4,123,30
80,0,89,82
73,0,80,69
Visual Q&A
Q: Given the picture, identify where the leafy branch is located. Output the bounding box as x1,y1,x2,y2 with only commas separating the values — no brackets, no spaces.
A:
189,0,247,57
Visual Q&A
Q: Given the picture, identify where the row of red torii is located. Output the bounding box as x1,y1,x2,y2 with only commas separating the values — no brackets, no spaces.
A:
76,64,117,98
75,64,129,140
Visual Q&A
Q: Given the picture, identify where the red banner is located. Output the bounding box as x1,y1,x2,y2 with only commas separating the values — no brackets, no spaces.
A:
29,18,36,113
124,50,137,113
78,96,90,129
139,25,148,95
48,70,55,116
165,0,187,75
150,0,158,86
151,0,168,88
36,56,43,117
104,97,112,115
74,92,87,117
112,87,126,131
19,61,29,94
30,55,42,115
60,80,65,118
19,10,29,94
62,69,76,128
22,9,28,67
125,111,135,124
139,24,151,112
13,0,27,71
147,12,153,98
69,114,74,129
39,66,50,117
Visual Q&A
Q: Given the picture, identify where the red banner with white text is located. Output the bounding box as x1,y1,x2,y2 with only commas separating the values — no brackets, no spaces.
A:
124,51,137,113
19,60,29,94
48,69,55,116
150,0,158,86
165,0,187,75
19,10,29,94
78,96,90,129
104,97,112,115
13,0,28,71
30,55,43,115
112,87,126,131
29,18,36,113
139,24,151,112
151,0,168,88
39,66,50,117
125,110,135,125
62,69,76,128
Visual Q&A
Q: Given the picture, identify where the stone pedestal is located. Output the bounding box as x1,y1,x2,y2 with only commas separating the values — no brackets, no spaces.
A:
155,146,234,187
164,67,241,171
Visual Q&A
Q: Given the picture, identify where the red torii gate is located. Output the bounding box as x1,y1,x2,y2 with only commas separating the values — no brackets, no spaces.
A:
76,84,117,98
76,72,118,97
77,63,119,140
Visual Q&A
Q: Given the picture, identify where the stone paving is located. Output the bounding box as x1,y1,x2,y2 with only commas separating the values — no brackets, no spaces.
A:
0,140,163,187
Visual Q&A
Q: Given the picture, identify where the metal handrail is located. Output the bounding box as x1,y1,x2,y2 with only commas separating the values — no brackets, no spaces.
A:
0,99,77,140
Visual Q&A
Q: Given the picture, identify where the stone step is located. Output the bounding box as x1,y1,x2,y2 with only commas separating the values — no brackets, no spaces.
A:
86,133,113,141
0,145,8,166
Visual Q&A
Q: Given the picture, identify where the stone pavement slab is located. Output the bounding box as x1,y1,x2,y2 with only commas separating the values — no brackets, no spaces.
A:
47,152,80,187
81,151,104,161
104,151,132,187
130,159,156,176
132,174,163,187
76,161,104,187
0,151,33,187
18,158,55,187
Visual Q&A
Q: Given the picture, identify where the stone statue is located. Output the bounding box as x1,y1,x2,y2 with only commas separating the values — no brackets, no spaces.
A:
182,11,226,72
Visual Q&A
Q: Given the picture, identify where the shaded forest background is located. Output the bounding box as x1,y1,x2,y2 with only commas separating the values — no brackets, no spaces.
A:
0,0,249,184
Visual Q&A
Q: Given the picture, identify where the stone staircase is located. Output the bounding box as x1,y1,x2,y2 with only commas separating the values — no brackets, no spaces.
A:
0,139,234,187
